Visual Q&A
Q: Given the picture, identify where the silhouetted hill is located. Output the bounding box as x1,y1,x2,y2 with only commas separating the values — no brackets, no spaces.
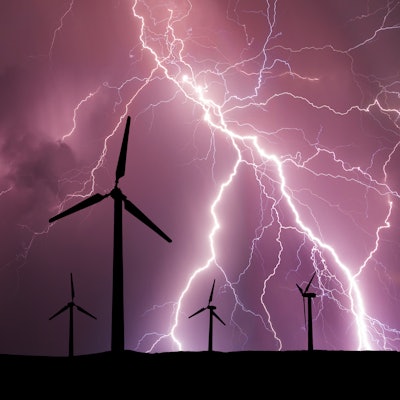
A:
1,350,397,394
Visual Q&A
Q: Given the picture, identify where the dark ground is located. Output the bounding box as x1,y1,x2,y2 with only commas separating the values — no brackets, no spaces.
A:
1,350,397,395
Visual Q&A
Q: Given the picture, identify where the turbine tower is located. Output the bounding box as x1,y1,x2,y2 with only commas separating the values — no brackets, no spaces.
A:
49,273,96,357
188,279,226,352
296,272,317,351
49,115,172,353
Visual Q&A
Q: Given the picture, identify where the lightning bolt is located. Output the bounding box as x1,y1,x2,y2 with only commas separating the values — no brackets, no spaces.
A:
9,1,400,354
126,0,400,352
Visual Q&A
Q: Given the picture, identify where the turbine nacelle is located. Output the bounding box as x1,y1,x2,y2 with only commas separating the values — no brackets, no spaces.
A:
296,272,316,298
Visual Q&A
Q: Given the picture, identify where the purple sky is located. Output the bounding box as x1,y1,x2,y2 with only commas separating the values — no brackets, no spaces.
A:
1,0,400,356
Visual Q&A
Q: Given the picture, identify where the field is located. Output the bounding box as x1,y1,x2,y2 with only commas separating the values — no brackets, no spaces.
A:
1,350,396,394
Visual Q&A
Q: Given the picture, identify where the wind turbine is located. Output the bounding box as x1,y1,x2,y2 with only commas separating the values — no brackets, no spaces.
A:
188,279,226,352
49,273,96,357
48,115,172,353
296,272,317,351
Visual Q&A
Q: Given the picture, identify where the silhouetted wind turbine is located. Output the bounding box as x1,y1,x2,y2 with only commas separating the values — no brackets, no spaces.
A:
296,272,317,351
188,279,226,352
48,115,172,353
49,273,96,357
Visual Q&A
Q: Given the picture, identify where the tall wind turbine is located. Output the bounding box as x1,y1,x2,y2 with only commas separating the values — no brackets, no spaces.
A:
296,272,317,351
49,115,172,353
188,279,226,352
49,273,96,357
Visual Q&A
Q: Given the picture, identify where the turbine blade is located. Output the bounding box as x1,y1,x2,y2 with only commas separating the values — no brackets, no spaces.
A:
213,311,226,326
188,307,206,318
76,305,97,320
303,298,307,330
49,193,107,223
70,273,75,300
115,116,131,183
124,198,172,243
296,283,303,295
305,272,316,293
208,279,215,304
49,305,69,320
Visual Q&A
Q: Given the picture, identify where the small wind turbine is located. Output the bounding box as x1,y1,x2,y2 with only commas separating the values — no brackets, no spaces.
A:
296,272,317,351
49,115,172,353
188,279,226,352
49,273,96,357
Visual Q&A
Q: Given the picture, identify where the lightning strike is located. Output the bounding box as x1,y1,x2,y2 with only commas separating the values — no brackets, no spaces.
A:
128,0,400,352
3,1,400,355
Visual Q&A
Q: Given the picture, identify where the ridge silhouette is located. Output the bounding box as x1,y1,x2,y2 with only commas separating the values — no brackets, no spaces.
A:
49,115,172,353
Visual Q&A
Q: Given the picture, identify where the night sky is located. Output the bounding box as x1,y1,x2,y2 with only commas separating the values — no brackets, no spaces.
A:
1,0,400,356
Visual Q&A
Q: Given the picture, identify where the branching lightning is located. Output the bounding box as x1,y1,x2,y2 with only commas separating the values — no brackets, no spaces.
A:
4,0,400,354
126,0,400,352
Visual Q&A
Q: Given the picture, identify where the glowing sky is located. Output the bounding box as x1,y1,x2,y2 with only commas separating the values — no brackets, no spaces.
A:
1,0,400,356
